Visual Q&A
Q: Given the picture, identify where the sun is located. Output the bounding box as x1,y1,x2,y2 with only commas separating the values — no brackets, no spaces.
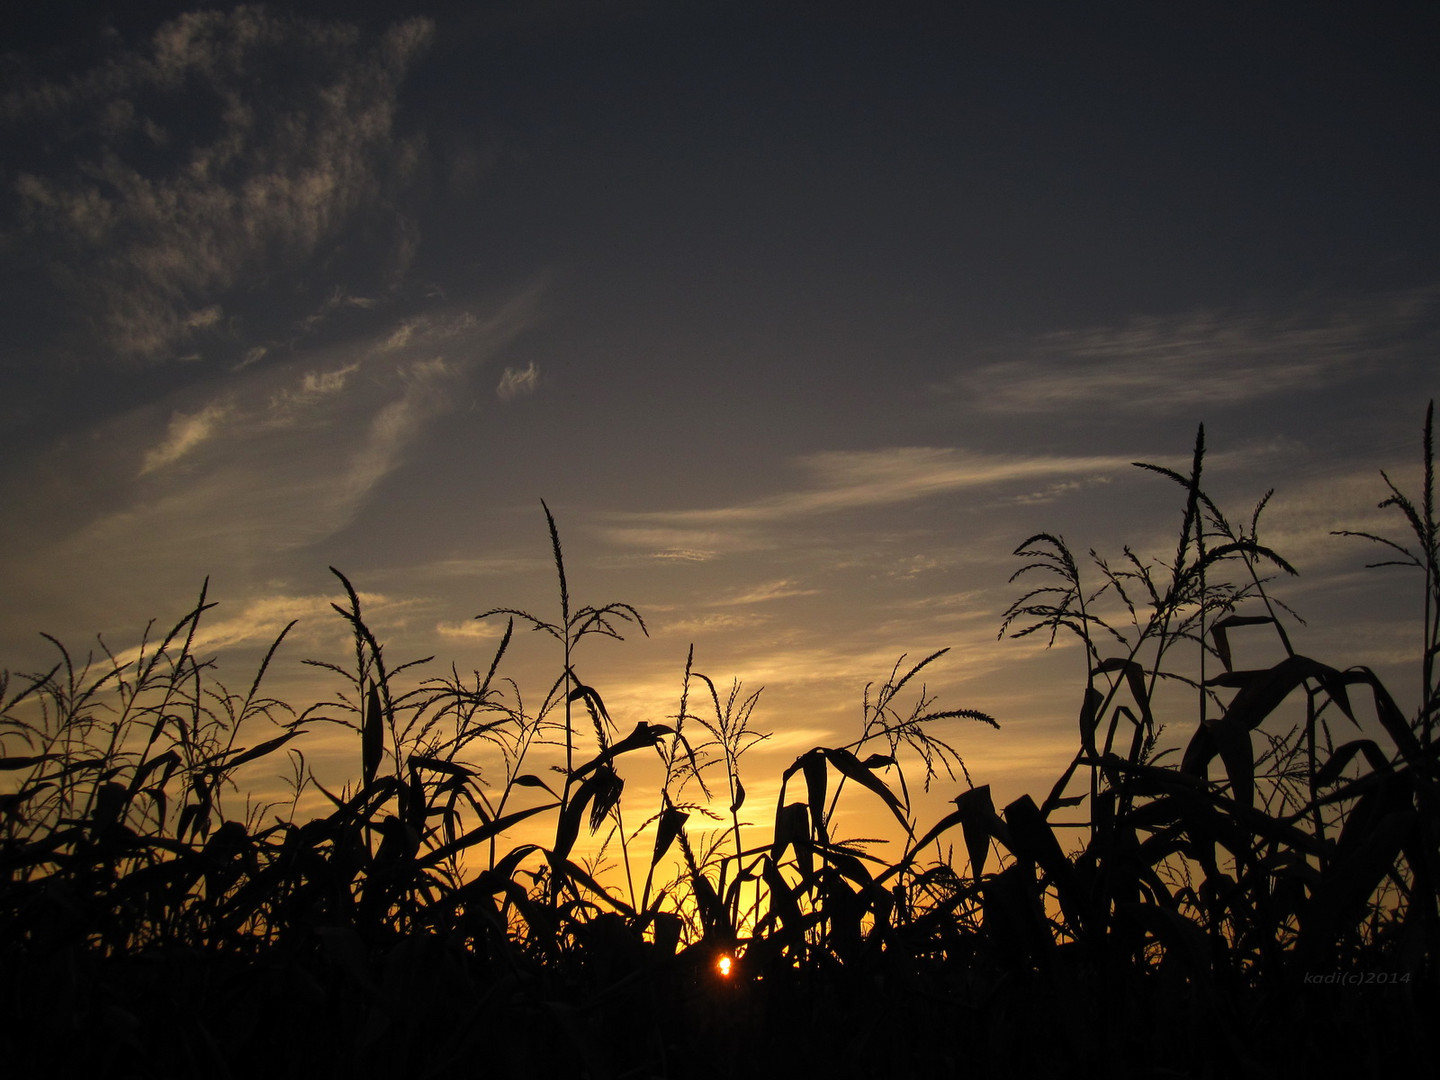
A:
716,954,733,978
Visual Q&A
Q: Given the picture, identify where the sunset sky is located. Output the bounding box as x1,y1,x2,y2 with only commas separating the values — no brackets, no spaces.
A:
3,1,1439,850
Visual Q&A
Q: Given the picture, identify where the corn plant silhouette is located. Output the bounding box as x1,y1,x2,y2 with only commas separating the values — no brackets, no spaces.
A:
3,412,1439,1078
476,499,654,906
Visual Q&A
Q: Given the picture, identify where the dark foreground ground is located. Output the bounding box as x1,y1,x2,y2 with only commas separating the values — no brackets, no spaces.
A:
5,936,1434,1080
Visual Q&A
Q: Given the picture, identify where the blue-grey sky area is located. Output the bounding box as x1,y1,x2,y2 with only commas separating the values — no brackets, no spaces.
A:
2,1,1438,843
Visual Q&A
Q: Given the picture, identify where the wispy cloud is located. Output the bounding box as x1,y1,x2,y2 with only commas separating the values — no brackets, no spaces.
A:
268,362,361,416
496,361,540,401
949,288,1440,413
382,311,484,352
0,288,540,656
140,402,230,475
435,619,508,642
3,8,433,363
599,525,741,562
713,579,819,606
1007,475,1113,506
299,289,383,335
340,357,456,507
163,593,338,657
658,610,770,636
102,587,409,675
606,447,1137,539
1260,464,1430,575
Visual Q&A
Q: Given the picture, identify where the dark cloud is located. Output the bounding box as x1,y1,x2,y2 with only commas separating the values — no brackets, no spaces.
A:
948,288,1440,415
1,6,432,365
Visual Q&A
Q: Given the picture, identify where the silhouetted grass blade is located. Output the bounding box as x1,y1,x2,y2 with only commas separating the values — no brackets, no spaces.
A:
363,680,383,787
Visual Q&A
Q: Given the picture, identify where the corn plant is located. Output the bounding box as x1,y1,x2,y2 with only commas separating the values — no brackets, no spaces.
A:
4,412,1439,1079
0,582,302,954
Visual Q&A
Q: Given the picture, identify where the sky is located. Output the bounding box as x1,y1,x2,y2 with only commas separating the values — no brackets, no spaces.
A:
2,1,1439,857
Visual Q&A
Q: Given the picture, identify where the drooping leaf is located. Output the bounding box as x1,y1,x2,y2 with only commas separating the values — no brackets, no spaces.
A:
407,756,477,779
127,749,180,794
952,785,995,879
568,682,613,735
1185,654,1356,807
0,755,58,771
824,747,910,833
588,765,625,832
729,775,745,815
1313,739,1393,787
363,681,384,787
813,841,875,888
1004,794,1088,937
801,751,829,846
418,802,560,868
652,805,688,865
1209,614,1277,673
1078,686,1103,756
761,856,806,941
217,730,307,773
1094,657,1153,740
1298,809,1415,967
546,852,636,917
571,722,671,779
511,773,560,797
772,801,812,877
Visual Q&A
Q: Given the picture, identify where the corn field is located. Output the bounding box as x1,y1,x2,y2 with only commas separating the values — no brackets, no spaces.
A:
3,410,1438,1077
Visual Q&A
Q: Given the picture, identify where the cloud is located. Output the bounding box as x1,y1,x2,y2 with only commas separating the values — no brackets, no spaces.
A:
140,402,230,474
0,288,541,659
3,7,433,363
659,611,769,636
383,311,483,352
597,525,739,562
101,586,409,675
435,619,508,642
340,358,457,507
496,361,540,401
384,321,421,351
410,555,549,579
159,592,337,656
268,362,361,415
645,549,716,563
235,346,269,372
606,447,1137,537
302,365,359,398
185,306,224,331
950,288,1440,413
1258,464,1430,575
1007,475,1113,506
713,579,819,606
301,290,383,334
